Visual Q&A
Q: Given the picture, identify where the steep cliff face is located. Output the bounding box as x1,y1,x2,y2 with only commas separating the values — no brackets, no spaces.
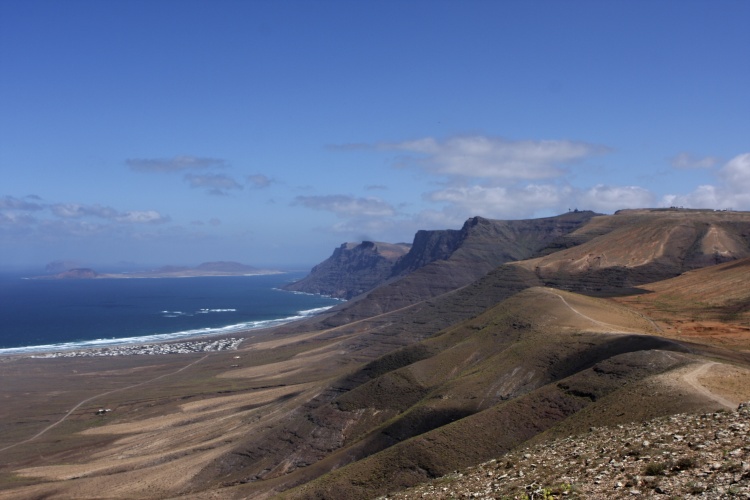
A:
284,212,599,304
318,211,600,324
282,241,411,299
389,229,463,276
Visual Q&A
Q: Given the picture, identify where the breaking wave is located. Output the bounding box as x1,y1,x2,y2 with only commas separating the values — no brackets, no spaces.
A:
0,305,335,356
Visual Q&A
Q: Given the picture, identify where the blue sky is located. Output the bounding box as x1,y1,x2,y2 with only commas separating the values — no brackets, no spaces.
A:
1,0,748,269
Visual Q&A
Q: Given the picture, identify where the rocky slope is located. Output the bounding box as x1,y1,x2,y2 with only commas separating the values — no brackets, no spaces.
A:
515,208,750,296
386,403,750,499
282,241,411,299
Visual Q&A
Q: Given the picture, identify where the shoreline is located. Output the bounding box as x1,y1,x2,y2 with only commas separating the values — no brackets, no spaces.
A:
0,304,339,360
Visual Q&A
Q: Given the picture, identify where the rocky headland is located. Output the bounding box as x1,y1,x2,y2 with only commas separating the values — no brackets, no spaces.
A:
281,241,411,299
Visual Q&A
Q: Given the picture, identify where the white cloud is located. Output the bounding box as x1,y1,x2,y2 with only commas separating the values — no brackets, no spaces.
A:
116,210,170,224
377,135,610,180
127,155,227,172
717,153,750,191
295,195,396,217
670,152,720,169
579,185,656,212
663,153,750,210
424,182,661,220
426,184,572,218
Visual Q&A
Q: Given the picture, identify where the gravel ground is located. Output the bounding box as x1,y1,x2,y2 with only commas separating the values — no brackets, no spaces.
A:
385,403,750,499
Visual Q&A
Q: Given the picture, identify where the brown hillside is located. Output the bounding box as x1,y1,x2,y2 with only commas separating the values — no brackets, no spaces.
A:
615,256,750,350
273,288,735,500
514,209,750,295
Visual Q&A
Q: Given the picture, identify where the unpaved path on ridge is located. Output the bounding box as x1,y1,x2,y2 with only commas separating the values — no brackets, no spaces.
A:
0,354,210,454
548,290,737,410
548,290,641,333
681,361,736,410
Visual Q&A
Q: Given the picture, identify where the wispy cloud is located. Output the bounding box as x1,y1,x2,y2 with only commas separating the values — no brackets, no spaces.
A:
354,135,610,180
126,155,227,172
669,153,721,169
184,173,243,196
51,203,119,219
246,174,273,189
0,196,170,245
294,195,396,217
50,203,170,224
0,195,44,211
0,211,37,227
670,152,720,169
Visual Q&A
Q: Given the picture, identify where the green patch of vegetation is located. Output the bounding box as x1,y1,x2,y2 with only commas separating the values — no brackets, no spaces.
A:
722,461,743,473
673,456,696,471
643,461,668,476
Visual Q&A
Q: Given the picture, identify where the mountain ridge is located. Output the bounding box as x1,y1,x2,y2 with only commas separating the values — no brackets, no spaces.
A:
3,209,750,500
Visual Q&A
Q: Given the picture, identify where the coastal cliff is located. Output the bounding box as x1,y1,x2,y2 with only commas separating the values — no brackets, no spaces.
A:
285,211,599,305
281,241,411,299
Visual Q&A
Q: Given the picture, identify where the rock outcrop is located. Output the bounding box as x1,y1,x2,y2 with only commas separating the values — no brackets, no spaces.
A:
282,241,411,299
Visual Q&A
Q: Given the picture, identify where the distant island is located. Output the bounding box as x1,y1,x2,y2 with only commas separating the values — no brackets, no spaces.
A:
33,261,282,279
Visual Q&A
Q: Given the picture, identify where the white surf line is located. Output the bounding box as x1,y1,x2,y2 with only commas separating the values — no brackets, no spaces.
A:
548,290,639,334
0,354,210,454
681,361,735,410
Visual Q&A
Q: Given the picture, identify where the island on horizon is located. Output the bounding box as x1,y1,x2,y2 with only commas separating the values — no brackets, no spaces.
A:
32,261,283,279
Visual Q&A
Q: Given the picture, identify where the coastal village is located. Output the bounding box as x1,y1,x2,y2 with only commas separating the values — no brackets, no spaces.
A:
29,337,243,358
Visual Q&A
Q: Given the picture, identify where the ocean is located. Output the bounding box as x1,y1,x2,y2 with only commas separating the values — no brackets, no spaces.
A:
0,272,340,355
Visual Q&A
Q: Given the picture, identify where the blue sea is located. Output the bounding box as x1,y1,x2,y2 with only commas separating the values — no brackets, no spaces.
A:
0,272,339,355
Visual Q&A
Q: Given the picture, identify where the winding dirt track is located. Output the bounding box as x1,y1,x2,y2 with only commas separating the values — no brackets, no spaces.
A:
547,289,738,410
548,289,639,333
0,354,210,454
681,361,736,410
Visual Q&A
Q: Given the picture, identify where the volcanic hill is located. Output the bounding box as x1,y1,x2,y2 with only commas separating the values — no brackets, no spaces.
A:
1,208,750,500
